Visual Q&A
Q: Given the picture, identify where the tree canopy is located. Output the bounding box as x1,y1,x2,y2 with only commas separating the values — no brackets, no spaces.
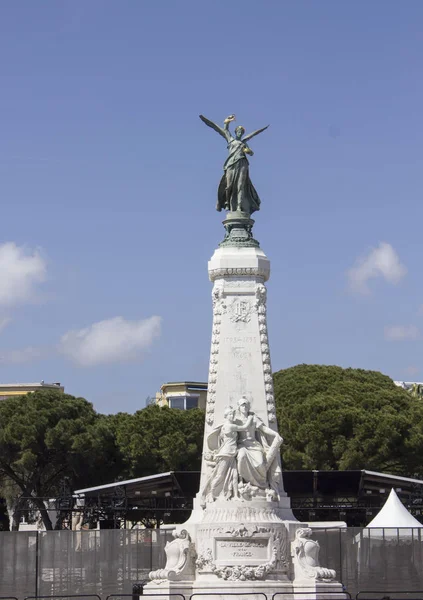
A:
115,404,205,477
0,390,130,529
3,365,423,530
0,392,205,529
273,364,423,475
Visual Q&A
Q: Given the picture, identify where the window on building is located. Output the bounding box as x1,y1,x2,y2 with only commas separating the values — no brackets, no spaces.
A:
169,397,185,410
168,396,199,410
185,396,198,410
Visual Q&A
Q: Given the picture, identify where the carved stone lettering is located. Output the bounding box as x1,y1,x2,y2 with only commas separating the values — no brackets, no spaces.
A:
229,298,254,323
224,336,257,344
215,537,270,565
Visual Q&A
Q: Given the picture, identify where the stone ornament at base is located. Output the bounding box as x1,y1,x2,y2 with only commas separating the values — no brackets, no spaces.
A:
195,514,290,583
149,529,196,584
291,527,337,583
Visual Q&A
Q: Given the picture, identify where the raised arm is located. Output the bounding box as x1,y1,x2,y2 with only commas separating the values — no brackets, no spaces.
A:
258,422,283,445
234,414,254,431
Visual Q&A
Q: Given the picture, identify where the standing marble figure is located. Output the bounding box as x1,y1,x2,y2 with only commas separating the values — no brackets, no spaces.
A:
199,114,268,215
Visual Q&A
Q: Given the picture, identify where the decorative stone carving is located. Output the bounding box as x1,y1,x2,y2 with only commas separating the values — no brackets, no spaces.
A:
229,298,254,324
224,278,258,289
291,528,337,582
209,266,269,281
200,406,255,503
199,398,283,505
207,276,277,426
149,529,196,583
236,397,283,497
207,283,227,425
196,523,289,582
196,547,276,581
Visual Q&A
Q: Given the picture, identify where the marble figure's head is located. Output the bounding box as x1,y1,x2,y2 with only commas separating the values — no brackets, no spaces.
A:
235,125,245,139
224,406,235,422
237,396,250,414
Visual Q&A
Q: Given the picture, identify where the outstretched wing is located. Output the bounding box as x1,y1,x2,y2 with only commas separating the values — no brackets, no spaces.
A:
199,115,227,140
242,125,269,143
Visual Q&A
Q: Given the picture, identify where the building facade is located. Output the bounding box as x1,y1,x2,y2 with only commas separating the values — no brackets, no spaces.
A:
0,381,64,401
155,381,207,410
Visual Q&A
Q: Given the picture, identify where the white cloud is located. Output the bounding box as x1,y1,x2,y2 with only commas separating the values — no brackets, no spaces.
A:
347,242,406,294
0,242,47,306
0,345,47,364
59,315,162,366
384,325,420,341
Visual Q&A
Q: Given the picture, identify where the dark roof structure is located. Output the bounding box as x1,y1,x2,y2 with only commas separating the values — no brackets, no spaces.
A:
74,469,423,528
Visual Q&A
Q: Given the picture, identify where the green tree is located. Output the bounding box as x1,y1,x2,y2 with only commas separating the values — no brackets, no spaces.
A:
115,404,205,477
0,390,102,530
273,364,423,475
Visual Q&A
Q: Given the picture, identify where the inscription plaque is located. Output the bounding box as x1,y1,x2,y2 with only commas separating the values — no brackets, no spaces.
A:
214,537,270,566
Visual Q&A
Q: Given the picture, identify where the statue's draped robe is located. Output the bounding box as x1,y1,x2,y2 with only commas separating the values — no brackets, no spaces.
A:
202,424,238,500
236,413,282,494
217,130,261,214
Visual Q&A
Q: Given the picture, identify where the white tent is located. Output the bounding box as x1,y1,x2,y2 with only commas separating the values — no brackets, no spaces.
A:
355,489,423,589
362,488,422,539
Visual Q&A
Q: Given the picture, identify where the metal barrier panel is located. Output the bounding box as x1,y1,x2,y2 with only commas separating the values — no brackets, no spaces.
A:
356,592,423,600
190,594,267,600
107,594,186,600
1,526,423,597
352,527,423,595
36,530,168,597
25,595,101,600
0,532,37,597
273,593,352,600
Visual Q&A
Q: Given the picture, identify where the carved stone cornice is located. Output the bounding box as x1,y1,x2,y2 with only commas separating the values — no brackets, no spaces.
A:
209,266,270,282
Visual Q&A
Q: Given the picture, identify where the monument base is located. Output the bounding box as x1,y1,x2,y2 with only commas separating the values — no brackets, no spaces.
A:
144,580,346,600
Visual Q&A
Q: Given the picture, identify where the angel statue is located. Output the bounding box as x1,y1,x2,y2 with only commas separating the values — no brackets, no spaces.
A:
199,114,269,215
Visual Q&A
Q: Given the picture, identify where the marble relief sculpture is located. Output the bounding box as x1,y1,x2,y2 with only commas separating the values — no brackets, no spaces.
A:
149,529,196,583
291,528,337,582
236,397,283,497
200,406,254,503
200,398,283,505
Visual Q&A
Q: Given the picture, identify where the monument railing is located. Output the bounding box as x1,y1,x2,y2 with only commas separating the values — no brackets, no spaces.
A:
0,527,422,599
356,592,423,600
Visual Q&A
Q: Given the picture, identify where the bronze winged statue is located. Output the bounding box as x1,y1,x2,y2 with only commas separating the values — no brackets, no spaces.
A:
199,114,269,216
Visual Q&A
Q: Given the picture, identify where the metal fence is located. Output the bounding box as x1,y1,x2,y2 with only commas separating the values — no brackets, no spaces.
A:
0,528,422,598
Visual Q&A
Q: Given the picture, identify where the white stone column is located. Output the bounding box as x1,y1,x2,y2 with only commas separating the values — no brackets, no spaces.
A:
146,222,344,598
200,245,285,498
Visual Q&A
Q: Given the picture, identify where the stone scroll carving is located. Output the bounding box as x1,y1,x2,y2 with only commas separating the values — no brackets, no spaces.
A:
255,282,276,422
291,528,337,583
149,529,196,583
206,283,227,426
200,399,283,504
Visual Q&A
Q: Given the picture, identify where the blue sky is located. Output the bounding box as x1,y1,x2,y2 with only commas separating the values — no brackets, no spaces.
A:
1,1,423,413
